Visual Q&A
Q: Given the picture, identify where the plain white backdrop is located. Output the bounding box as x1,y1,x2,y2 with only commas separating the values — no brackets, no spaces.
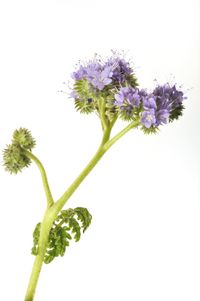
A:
0,0,200,300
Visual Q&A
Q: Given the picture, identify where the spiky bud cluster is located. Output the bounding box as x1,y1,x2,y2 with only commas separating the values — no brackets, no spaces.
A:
3,128,36,174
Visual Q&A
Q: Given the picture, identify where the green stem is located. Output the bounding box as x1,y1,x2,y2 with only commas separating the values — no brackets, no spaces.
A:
24,255,43,301
104,120,139,151
24,150,54,207
24,121,139,301
97,97,109,131
52,120,139,218
25,210,53,301
52,127,111,214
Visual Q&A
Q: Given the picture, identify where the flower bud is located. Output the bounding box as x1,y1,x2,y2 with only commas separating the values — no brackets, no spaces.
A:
12,128,36,150
3,143,31,174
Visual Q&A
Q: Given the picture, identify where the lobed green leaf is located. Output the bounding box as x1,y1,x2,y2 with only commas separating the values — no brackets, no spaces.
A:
31,207,92,264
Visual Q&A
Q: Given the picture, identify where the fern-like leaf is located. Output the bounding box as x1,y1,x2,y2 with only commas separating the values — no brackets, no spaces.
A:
31,207,92,264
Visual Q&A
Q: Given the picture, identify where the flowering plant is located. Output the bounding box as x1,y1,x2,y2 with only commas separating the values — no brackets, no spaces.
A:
3,52,186,301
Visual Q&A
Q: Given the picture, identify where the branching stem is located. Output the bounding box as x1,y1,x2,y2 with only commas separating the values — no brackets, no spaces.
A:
24,120,139,301
104,120,139,151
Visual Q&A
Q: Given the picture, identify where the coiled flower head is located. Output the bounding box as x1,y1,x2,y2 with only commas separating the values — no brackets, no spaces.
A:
114,83,186,132
140,84,186,130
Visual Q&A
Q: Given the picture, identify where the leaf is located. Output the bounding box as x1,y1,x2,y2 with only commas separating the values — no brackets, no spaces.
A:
74,207,92,232
68,217,81,242
31,223,41,256
31,207,92,264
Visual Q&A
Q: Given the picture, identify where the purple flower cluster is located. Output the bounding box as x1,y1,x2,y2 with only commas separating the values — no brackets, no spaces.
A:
72,55,133,91
114,84,185,128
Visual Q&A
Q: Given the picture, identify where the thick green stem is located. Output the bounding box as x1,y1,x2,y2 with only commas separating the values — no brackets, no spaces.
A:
24,255,43,301
24,128,111,301
24,150,54,207
24,121,139,301
52,127,111,214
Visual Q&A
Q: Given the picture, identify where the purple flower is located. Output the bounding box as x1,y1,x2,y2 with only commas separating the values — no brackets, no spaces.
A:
105,57,132,83
87,66,113,90
71,60,114,91
69,90,78,99
153,84,185,109
72,65,87,80
155,109,169,125
141,110,156,128
143,95,157,110
114,87,141,107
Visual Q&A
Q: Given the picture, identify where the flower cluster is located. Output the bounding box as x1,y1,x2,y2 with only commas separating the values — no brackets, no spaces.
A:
70,52,138,117
70,52,186,132
72,53,134,91
114,84,185,129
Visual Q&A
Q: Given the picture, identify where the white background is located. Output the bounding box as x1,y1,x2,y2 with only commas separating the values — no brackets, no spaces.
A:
0,0,200,300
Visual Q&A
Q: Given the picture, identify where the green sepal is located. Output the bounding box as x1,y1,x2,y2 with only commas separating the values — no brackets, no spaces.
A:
169,104,185,122
125,73,139,88
74,99,94,114
141,125,159,135
73,79,95,114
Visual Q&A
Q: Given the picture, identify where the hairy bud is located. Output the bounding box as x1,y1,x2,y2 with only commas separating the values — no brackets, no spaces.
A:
3,128,36,174
12,128,36,150
3,144,31,174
